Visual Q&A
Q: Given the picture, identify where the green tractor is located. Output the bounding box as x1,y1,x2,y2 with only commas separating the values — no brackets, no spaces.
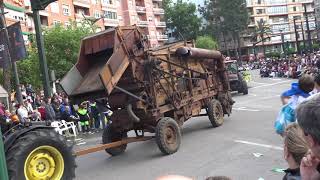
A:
0,120,76,180
225,60,249,95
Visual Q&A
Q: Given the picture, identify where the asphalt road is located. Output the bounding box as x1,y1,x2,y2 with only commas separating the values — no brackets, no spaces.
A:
75,71,296,180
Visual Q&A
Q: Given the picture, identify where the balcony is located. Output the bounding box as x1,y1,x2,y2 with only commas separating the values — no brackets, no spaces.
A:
147,35,157,39
153,8,165,15
152,0,162,2
136,6,146,13
137,20,148,27
73,0,91,8
157,34,168,41
155,21,166,28
104,18,119,26
102,3,117,10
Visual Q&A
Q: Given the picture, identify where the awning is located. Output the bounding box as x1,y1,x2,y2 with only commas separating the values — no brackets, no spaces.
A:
4,3,25,12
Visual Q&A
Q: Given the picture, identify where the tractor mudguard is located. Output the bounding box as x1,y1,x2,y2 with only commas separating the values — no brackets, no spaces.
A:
3,125,54,153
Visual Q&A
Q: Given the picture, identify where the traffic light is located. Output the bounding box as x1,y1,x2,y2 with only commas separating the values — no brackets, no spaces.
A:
30,0,57,10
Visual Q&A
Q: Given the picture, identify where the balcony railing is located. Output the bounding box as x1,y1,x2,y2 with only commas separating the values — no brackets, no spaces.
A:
147,35,157,39
155,21,166,27
137,20,149,27
73,0,91,8
153,8,165,15
157,34,168,40
102,3,117,9
104,18,119,26
136,6,146,13
152,0,162,2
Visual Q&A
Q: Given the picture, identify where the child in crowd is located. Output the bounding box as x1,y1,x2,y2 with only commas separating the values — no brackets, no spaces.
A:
77,102,90,133
282,123,308,180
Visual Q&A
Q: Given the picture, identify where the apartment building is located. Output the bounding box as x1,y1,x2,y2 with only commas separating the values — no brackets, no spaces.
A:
2,0,167,47
242,0,317,54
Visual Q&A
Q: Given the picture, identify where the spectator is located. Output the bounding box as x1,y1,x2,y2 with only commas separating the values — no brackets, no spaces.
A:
77,102,90,133
44,98,56,121
296,96,320,180
276,75,314,135
282,123,308,180
90,100,100,130
16,103,29,123
310,73,320,95
60,98,77,122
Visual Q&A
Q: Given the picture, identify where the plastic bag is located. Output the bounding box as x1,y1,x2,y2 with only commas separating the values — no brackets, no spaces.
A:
274,103,295,135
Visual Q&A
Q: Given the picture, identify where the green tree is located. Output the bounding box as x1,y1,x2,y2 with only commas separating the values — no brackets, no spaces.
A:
251,19,272,55
199,0,248,57
163,0,201,40
196,36,218,49
17,21,92,89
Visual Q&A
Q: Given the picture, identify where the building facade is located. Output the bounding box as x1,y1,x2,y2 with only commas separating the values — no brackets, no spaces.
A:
242,0,317,55
3,0,167,47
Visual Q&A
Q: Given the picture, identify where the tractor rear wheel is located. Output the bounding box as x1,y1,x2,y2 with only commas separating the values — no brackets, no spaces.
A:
155,117,181,155
207,99,224,127
6,128,76,180
102,125,128,156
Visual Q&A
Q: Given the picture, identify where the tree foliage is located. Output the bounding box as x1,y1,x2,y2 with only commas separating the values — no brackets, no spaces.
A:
17,21,93,89
199,0,248,37
163,0,201,40
251,19,272,54
196,36,218,49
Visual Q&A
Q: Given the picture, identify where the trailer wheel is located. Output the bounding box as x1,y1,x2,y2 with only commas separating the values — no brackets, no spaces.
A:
242,81,248,95
155,117,181,155
207,99,224,127
6,129,76,180
102,125,128,156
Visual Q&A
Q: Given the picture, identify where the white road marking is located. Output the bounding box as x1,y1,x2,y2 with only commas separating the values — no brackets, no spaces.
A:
76,142,87,146
271,78,282,81
250,80,292,89
249,93,257,97
233,107,260,112
250,81,268,85
235,140,283,151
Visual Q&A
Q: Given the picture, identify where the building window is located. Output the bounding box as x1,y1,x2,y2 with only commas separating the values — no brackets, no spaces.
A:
62,5,70,16
257,0,261,4
94,11,101,18
118,15,123,21
293,15,301,20
65,21,71,27
51,2,59,13
148,16,153,22
53,20,61,26
102,0,112,5
256,9,265,14
293,7,296,11
292,0,295,2
104,11,117,19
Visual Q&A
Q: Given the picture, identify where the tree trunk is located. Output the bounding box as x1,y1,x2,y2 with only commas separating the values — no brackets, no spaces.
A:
237,32,242,65
261,33,266,56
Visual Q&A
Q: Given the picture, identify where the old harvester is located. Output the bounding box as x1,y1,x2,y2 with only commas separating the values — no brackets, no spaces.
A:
61,26,234,155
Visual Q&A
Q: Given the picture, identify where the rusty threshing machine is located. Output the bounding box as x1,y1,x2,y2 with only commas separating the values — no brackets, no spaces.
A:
61,26,234,156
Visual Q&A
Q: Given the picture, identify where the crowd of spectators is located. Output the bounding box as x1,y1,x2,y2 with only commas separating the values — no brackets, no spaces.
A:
253,53,320,79
0,84,109,135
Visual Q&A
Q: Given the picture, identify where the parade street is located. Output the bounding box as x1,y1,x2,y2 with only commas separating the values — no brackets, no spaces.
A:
75,71,295,180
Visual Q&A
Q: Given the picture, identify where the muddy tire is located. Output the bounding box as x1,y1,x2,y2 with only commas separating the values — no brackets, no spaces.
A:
155,117,181,155
242,81,248,95
6,128,76,180
207,99,224,127
102,125,128,156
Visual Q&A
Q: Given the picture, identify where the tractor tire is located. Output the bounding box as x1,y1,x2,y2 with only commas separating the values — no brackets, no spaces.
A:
155,117,181,155
207,99,224,127
242,81,248,95
6,128,76,180
102,125,128,156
